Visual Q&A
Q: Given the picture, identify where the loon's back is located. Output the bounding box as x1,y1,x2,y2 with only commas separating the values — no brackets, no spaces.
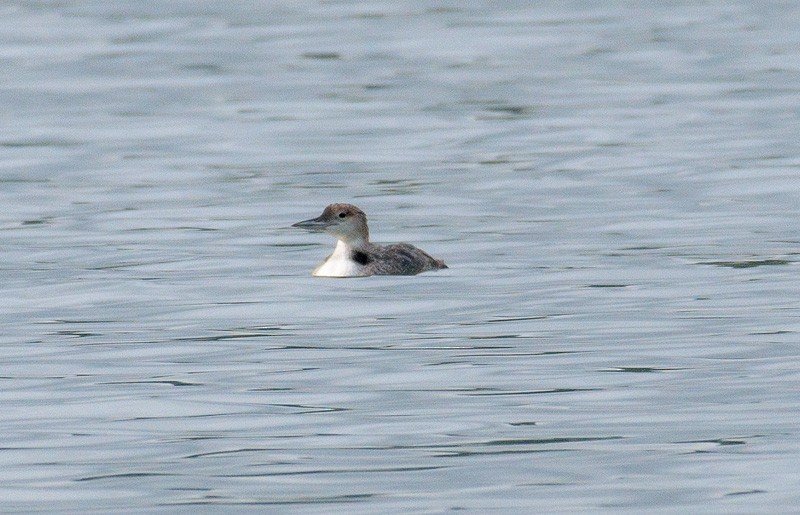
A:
363,242,448,276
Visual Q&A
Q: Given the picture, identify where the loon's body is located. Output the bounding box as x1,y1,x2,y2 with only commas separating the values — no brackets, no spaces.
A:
292,203,447,277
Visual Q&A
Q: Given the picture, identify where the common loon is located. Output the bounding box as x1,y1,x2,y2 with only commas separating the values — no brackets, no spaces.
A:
292,203,448,277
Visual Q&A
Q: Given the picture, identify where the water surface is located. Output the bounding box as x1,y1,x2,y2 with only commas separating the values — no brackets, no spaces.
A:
2,1,799,512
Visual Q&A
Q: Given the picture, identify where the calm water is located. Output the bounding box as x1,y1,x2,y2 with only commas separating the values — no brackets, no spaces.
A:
2,1,799,512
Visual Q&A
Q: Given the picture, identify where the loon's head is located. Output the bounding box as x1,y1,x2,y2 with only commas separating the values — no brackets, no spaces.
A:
292,203,369,244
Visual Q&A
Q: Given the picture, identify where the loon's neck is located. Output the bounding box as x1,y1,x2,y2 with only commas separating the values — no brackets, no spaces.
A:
312,238,371,277
339,236,369,251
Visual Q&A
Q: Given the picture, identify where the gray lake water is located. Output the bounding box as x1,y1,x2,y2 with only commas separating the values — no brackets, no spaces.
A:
2,1,800,513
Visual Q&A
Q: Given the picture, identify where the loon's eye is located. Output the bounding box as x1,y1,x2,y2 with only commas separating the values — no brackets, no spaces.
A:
338,212,347,218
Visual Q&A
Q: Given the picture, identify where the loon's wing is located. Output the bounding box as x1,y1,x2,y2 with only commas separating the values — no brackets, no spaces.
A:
368,243,447,275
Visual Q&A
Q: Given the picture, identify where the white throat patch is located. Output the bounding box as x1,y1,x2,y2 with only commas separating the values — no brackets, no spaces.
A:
313,240,369,277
